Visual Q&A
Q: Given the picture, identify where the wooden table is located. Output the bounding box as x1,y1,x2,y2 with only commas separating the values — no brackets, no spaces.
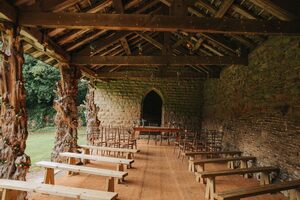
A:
133,126,183,145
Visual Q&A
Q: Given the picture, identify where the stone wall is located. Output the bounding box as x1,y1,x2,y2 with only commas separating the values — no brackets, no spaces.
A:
202,36,300,180
94,78,203,130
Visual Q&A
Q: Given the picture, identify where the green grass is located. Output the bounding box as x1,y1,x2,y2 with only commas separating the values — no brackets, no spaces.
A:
26,126,86,170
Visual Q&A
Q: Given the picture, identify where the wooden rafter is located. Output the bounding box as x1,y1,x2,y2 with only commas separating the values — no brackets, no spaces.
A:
248,0,295,21
215,0,235,18
71,55,248,66
0,0,70,64
47,1,113,37
77,31,132,56
18,12,300,35
120,38,132,55
136,32,163,50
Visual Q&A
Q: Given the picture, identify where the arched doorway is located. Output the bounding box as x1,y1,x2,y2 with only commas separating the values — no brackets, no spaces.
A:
141,90,163,126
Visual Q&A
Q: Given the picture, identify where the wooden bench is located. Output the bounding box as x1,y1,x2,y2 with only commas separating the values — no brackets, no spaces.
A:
184,151,242,172
215,179,300,200
59,152,134,174
196,166,279,200
191,156,256,178
36,161,128,192
0,179,117,200
79,144,140,160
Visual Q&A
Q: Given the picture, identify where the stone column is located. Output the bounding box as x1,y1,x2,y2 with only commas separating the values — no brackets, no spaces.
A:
0,27,30,199
85,82,100,145
51,66,81,162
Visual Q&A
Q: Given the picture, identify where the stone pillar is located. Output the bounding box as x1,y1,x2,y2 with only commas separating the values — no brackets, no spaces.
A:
51,66,81,162
0,27,30,199
85,83,100,145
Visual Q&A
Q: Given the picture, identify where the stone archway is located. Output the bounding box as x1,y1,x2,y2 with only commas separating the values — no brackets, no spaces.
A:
141,90,163,126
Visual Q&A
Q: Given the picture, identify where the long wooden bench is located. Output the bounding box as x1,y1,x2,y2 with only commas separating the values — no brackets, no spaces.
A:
0,179,117,200
191,156,256,175
184,151,242,172
36,161,128,192
196,166,279,200
79,144,140,160
215,179,300,200
59,152,134,174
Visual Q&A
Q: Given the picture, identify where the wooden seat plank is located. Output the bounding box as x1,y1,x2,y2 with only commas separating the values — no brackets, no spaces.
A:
184,150,242,157
0,179,117,200
36,161,128,179
193,156,256,165
80,145,140,154
59,152,134,165
185,151,243,172
215,179,300,200
198,166,279,179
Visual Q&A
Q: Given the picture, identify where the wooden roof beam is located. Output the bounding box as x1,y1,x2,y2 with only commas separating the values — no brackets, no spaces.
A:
71,55,248,66
95,71,206,79
19,12,300,35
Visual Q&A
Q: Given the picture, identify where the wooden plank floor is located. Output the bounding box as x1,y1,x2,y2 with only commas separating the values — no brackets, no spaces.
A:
31,140,287,200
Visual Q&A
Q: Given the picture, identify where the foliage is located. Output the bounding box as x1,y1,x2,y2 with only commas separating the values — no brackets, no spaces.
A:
23,55,87,129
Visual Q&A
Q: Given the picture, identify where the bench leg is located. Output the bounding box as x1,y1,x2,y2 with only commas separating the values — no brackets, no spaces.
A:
240,160,249,178
68,157,79,175
188,157,195,172
44,168,55,185
82,149,90,164
289,189,300,200
1,189,6,200
205,177,215,200
260,172,270,185
1,189,20,200
105,177,115,192
117,164,124,183
227,161,234,169
195,164,206,184
126,153,133,168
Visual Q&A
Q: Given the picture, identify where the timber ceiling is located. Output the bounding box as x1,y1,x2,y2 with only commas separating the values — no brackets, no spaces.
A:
0,0,299,79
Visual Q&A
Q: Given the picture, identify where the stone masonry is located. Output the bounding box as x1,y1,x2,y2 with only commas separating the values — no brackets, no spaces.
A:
202,36,300,180
94,78,203,130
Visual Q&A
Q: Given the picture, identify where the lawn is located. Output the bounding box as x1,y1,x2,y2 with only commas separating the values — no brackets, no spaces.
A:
26,126,86,170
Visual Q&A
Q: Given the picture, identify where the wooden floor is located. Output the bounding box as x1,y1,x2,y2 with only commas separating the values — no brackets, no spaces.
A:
31,140,287,200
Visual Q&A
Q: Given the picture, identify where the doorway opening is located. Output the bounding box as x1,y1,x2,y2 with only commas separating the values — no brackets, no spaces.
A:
141,90,163,126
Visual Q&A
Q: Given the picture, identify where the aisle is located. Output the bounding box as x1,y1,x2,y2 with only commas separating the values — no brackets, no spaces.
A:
31,140,287,200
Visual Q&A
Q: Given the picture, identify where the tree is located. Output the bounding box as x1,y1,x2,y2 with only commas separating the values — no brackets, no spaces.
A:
23,55,87,129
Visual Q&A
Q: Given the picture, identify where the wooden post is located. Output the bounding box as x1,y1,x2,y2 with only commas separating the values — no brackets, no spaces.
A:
85,83,100,146
0,26,30,200
51,66,81,162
